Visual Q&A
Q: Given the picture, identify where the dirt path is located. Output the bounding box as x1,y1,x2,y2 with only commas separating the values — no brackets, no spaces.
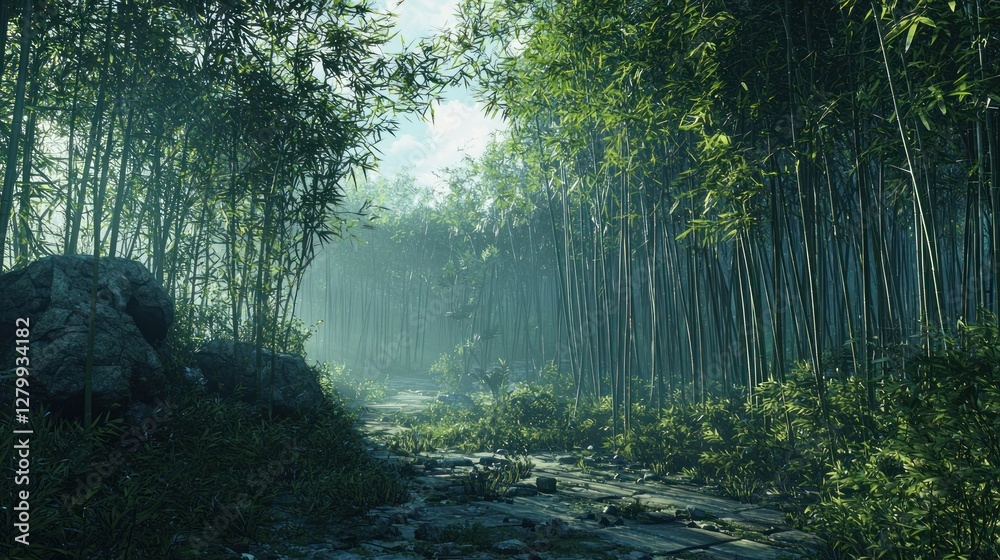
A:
336,375,823,560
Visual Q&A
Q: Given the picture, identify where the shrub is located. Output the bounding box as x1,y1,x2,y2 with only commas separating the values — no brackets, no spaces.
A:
430,345,467,392
461,455,534,500
315,361,391,403
808,320,1000,559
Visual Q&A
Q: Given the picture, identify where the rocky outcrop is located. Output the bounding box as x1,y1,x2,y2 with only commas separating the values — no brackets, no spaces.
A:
194,339,325,415
0,255,174,414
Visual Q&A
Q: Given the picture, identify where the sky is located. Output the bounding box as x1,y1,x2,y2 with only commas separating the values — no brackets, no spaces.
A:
371,0,506,196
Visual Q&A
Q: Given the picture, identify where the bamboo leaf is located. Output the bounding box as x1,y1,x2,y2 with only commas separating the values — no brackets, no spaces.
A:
905,20,919,52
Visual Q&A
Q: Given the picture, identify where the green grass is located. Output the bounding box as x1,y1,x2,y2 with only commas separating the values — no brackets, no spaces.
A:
0,387,407,559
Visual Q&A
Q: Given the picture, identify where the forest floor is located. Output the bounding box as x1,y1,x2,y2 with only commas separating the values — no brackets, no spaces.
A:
252,375,823,560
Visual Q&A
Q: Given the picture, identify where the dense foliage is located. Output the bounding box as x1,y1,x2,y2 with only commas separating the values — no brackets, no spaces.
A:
0,0,443,354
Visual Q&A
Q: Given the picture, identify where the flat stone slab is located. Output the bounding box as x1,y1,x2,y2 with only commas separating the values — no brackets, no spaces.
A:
711,539,801,559
599,524,737,553
767,529,824,547
362,392,436,414
489,495,582,521
737,508,788,526
718,516,776,533
558,486,620,502
542,469,755,517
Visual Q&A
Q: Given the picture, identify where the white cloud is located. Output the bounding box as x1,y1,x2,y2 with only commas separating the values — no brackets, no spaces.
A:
380,0,461,41
365,1,506,197
379,99,505,192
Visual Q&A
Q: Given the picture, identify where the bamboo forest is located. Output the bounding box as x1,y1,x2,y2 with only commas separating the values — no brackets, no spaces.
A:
1,0,999,559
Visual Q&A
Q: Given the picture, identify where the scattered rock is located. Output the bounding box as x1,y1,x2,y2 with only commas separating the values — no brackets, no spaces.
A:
373,519,402,537
599,516,612,528
536,477,557,493
414,523,440,542
507,484,539,497
540,518,568,539
602,505,619,516
521,518,536,529
183,366,206,388
557,455,578,465
643,472,660,482
195,339,325,416
493,539,528,554
481,456,510,467
640,511,676,524
686,505,707,520
531,538,552,551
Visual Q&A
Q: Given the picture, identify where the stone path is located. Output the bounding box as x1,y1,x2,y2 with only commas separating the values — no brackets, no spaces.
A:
338,376,824,560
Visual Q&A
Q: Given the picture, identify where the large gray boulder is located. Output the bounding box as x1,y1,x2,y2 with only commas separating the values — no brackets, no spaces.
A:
0,255,173,413
194,339,325,415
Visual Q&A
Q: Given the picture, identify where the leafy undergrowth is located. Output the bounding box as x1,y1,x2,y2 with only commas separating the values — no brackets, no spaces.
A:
315,360,394,403
461,454,535,500
0,389,408,560
392,319,1000,558
388,388,589,455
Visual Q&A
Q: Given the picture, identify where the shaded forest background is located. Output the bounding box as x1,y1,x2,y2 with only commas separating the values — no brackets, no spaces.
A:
304,0,1000,419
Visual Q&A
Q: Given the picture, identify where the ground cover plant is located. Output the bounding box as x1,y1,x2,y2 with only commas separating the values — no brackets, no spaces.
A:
806,321,1000,559
461,454,534,500
0,384,408,560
